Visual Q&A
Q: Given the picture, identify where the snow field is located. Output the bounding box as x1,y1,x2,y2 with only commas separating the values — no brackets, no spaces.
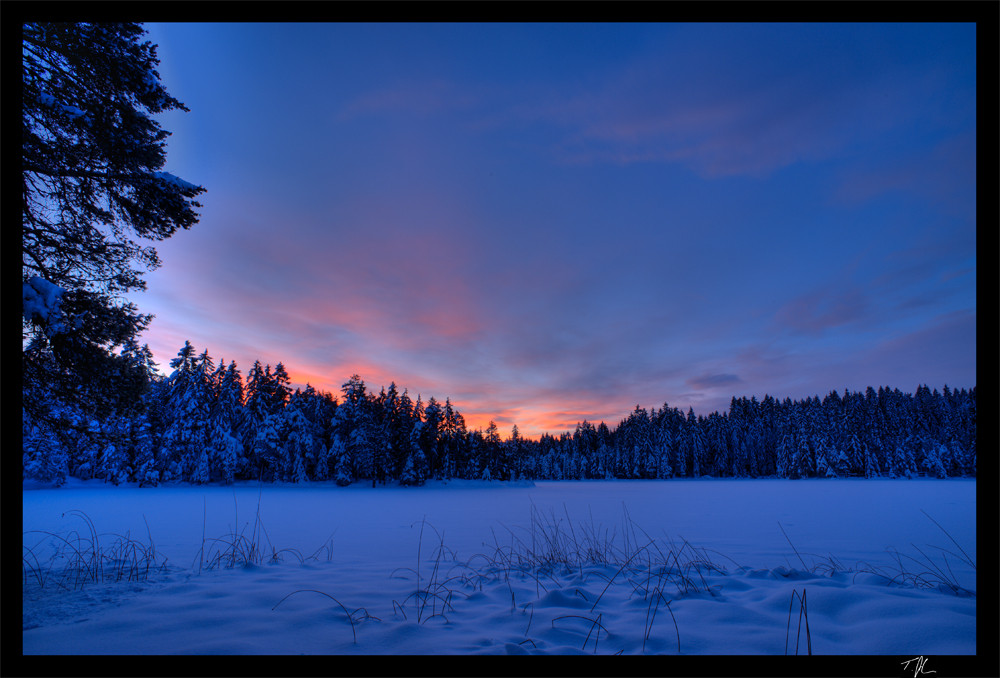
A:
22,479,976,655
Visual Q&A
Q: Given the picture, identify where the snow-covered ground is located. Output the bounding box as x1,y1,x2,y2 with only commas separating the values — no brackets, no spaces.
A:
22,478,976,656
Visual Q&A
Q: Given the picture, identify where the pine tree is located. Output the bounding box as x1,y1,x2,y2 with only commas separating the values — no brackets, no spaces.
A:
160,342,212,481
887,442,914,479
313,442,331,482
132,408,159,486
270,363,292,412
211,360,245,484
328,435,352,486
382,382,406,478
845,433,867,477
441,398,466,480
282,400,317,483
814,441,834,478
21,374,74,486
241,361,270,474
23,417,69,486
400,422,428,486
22,23,204,422
253,408,288,482
791,436,812,479
922,443,949,479
482,420,501,480
96,415,131,485
775,433,792,478
827,445,848,478
863,444,881,478
421,398,442,478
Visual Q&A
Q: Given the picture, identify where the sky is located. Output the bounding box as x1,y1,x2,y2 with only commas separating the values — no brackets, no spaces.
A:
131,22,977,439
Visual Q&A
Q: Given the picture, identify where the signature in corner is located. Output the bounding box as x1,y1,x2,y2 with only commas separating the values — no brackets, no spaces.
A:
901,656,936,677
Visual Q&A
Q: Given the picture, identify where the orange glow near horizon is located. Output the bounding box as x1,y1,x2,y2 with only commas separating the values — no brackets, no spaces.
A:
284,362,615,441
143,333,626,441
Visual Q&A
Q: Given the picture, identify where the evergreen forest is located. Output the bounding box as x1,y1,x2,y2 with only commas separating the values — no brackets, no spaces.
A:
23,340,977,487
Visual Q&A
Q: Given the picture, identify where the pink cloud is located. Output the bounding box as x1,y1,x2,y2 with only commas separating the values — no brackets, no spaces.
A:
773,287,871,336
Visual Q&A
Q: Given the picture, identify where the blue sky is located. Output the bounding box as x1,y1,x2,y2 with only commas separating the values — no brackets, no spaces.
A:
133,22,977,437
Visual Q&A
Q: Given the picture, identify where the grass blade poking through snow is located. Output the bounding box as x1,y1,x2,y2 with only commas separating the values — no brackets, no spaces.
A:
643,588,680,654
920,509,976,571
642,588,659,653
392,518,460,624
551,613,610,653
853,512,976,597
785,588,812,656
778,522,809,572
272,589,379,644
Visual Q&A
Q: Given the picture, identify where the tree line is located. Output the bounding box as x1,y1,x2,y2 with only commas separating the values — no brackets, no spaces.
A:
22,340,976,487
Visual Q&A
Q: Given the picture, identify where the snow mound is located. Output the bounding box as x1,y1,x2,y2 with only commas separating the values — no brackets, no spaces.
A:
22,479,976,655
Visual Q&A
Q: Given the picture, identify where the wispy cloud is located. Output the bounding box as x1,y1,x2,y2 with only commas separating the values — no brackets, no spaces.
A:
686,373,743,390
773,287,871,336
832,132,976,220
491,24,974,179
339,79,481,120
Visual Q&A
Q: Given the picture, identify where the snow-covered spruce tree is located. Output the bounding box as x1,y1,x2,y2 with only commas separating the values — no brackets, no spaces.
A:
465,429,484,479
72,420,104,480
210,360,246,484
351,402,380,486
652,423,674,479
380,383,403,479
886,442,914,479
399,452,423,486
160,342,212,482
370,386,393,485
844,433,866,478
863,444,882,479
23,410,69,486
814,443,833,478
400,422,428,486
22,23,203,432
421,398,442,479
132,407,160,486
313,442,331,482
188,350,218,484
920,442,949,479
687,408,709,478
268,363,293,412
333,375,373,484
482,420,503,480
785,436,807,480
241,361,271,475
706,412,730,477
441,398,465,480
254,410,288,482
329,435,353,486
774,433,791,479
97,415,133,485
829,445,850,478
22,366,74,485
563,449,577,480
281,399,317,483
391,389,415,477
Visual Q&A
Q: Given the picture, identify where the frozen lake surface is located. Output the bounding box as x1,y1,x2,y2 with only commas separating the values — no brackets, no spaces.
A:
22,478,976,656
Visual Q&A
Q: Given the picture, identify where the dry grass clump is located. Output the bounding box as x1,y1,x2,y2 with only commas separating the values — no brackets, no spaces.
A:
195,491,335,572
374,506,728,653
23,510,168,590
779,510,976,598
